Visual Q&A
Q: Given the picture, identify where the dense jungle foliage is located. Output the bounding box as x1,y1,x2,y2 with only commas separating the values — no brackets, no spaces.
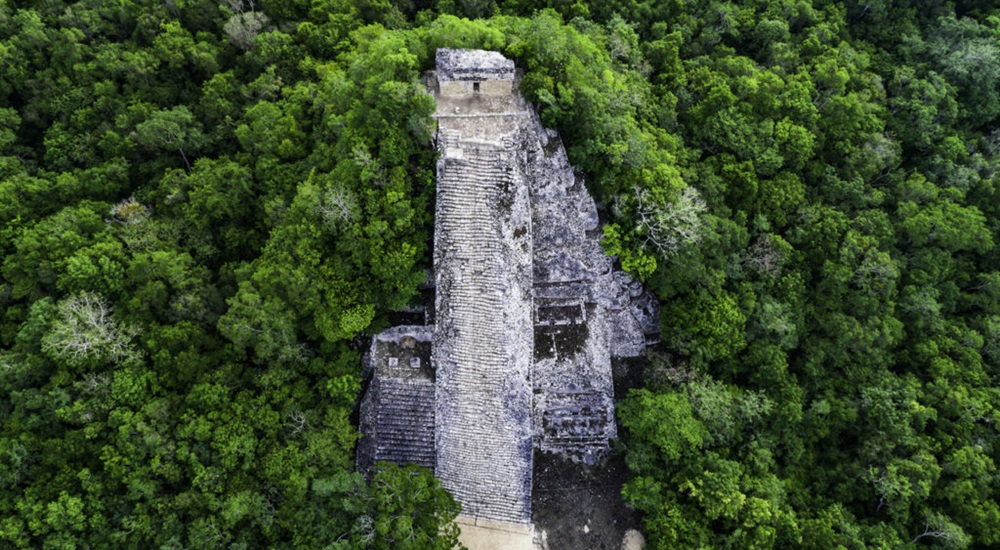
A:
1,0,998,547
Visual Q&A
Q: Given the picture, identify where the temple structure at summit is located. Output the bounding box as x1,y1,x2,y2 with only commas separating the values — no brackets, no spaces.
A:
357,49,659,532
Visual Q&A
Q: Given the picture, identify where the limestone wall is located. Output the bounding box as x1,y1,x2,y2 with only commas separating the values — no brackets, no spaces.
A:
356,326,436,475
436,48,515,84
358,49,659,528
357,376,436,473
523,118,618,463
439,79,513,96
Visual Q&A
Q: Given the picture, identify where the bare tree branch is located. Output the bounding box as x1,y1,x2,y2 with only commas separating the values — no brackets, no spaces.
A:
632,185,707,257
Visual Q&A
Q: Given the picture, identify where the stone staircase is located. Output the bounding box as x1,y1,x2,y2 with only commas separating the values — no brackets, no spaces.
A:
434,143,533,524
358,376,436,472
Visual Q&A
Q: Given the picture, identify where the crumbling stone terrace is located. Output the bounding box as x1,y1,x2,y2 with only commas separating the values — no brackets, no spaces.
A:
357,48,659,528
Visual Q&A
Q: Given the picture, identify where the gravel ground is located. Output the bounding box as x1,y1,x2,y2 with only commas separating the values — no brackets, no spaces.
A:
531,450,643,550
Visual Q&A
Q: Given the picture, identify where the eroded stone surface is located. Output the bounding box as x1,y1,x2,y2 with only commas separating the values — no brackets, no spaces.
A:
433,99,535,524
526,111,617,464
356,49,659,527
437,48,515,96
356,326,436,475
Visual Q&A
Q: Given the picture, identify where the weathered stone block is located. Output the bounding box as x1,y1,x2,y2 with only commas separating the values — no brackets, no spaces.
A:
357,49,659,529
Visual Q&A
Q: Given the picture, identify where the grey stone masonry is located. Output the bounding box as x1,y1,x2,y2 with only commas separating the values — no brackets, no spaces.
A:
526,117,617,464
356,49,660,527
356,326,436,475
436,48,515,82
436,48,516,96
432,138,534,524
357,377,436,471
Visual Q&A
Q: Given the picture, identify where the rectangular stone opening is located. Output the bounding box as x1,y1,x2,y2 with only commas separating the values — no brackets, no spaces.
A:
473,82,480,93
535,304,586,326
534,323,588,361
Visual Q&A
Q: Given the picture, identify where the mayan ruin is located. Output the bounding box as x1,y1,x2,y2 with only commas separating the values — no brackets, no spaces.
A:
356,49,659,542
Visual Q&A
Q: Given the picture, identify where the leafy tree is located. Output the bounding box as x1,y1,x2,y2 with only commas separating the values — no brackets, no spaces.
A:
135,106,206,170
3,1,1000,548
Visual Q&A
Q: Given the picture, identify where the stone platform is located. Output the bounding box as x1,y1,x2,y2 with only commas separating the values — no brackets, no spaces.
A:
357,49,660,538
454,516,535,550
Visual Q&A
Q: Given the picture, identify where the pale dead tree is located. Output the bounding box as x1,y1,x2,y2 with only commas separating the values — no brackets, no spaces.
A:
911,527,957,545
224,11,268,51
352,146,386,187
285,411,309,435
0,353,13,373
910,512,970,548
743,235,782,278
41,292,138,367
352,514,375,546
318,185,360,228
633,185,707,257
743,235,783,278
108,197,150,225
108,198,171,253
869,469,891,513
643,352,698,388
79,372,110,395
224,0,256,13
984,129,1000,156
277,341,312,365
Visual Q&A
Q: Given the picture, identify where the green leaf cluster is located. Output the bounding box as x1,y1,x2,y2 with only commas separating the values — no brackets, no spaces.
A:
2,0,1000,548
